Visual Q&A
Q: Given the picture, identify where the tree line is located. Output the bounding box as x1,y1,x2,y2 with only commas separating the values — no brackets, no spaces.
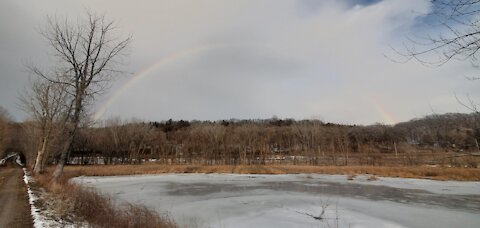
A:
3,111,478,168
4,1,480,179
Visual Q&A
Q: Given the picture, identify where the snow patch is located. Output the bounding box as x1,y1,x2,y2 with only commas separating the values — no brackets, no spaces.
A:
23,168,82,228
0,152,23,167
23,168,46,228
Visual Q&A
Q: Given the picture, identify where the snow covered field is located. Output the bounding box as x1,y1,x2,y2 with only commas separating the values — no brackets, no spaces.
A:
74,174,480,228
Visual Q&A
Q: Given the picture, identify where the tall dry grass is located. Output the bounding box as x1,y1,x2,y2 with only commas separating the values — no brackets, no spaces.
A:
34,173,175,228
58,164,480,181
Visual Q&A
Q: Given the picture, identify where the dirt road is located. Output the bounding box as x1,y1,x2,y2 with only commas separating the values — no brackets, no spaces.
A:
0,167,33,227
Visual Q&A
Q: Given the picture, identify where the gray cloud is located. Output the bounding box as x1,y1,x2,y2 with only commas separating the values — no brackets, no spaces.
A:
0,0,477,124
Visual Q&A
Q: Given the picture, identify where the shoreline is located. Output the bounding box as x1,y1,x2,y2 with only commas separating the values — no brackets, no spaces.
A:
55,164,480,181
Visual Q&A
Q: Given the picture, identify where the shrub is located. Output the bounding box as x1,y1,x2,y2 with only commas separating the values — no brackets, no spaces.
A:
35,174,175,228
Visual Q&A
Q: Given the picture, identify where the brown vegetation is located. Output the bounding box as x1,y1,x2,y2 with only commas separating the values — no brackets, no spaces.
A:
367,175,379,181
33,172,175,228
3,112,480,172
41,113,479,170
55,164,480,181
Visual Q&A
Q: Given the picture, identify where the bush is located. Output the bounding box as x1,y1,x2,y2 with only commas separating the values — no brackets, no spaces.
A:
36,175,175,228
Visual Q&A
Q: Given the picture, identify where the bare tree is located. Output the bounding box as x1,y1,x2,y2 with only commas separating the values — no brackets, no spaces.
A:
395,1,480,112
398,1,480,67
0,106,12,121
124,121,155,164
20,79,68,174
29,11,131,179
0,106,12,158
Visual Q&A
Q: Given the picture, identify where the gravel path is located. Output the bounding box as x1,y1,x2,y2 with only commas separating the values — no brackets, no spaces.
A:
0,167,33,228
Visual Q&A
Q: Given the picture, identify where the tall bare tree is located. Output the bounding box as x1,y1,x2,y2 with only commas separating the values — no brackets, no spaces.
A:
20,79,68,174
399,1,480,66
29,11,131,179
396,1,480,112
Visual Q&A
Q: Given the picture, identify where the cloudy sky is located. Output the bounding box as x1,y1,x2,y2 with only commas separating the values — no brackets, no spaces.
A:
0,0,478,125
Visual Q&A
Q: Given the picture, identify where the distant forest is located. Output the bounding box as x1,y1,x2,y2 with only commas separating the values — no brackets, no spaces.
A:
1,112,479,167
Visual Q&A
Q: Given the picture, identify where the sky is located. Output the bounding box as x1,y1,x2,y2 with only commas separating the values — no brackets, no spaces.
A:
0,0,478,125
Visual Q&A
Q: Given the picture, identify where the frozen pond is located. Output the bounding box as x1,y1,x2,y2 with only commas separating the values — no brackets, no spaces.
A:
74,174,480,228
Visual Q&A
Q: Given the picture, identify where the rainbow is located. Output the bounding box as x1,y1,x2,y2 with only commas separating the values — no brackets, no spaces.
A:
370,97,397,125
93,44,398,125
93,43,243,121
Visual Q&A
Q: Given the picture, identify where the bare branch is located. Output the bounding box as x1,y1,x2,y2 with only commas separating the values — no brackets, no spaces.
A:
393,1,480,67
27,10,131,179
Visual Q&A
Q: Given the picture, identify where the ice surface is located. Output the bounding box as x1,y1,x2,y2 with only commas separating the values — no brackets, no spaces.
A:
74,174,480,228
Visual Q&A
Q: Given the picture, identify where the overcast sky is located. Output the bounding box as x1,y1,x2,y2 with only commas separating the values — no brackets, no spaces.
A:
1,0,478,125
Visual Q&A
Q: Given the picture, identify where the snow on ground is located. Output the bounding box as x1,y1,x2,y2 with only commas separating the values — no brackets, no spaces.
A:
23,168,49,228
23,169,82,228
74,174,480,228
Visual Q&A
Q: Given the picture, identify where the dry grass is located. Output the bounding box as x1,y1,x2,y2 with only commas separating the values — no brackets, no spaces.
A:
367,175,378,181
55,164,480,181
34,173,175,228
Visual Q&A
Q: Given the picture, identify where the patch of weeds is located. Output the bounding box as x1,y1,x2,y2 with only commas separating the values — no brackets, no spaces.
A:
367,175,378,181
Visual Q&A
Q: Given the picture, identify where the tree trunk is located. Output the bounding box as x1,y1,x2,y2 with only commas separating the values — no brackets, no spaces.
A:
52,93,82,180
394,141,398,157
52,132,75,179
33,136,49,174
